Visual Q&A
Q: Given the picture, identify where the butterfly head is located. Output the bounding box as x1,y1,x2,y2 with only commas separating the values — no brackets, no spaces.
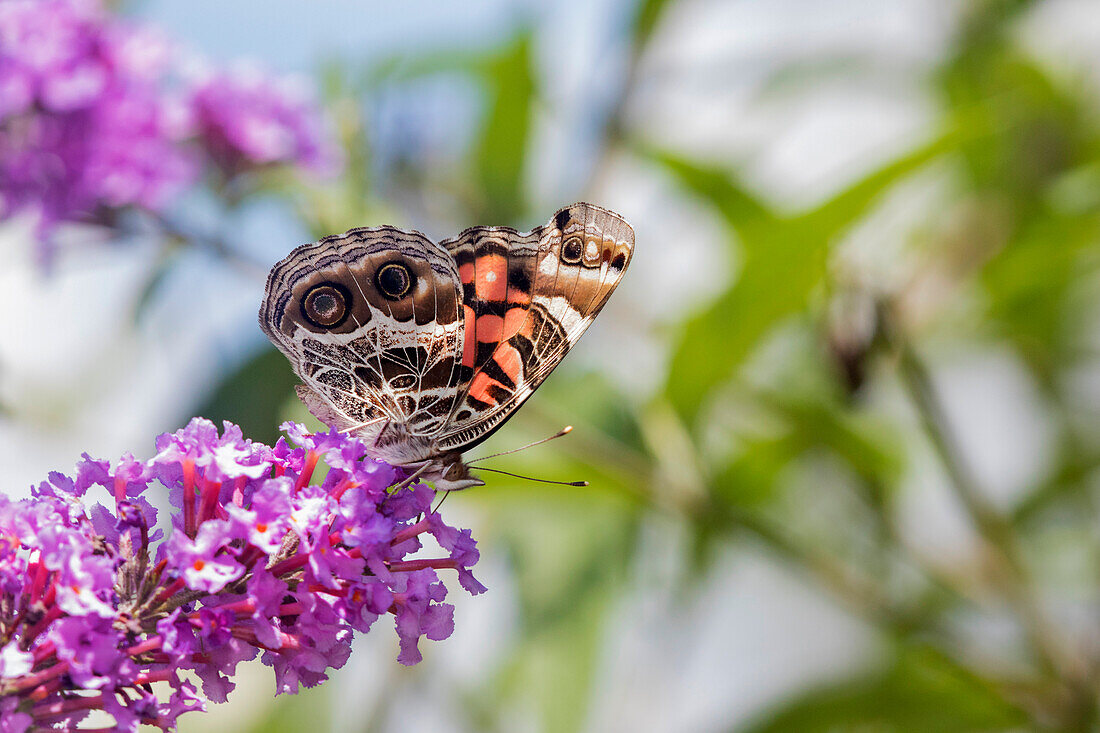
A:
406,453,485,492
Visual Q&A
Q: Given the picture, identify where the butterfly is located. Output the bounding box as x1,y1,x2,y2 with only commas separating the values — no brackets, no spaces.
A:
259,202,634,491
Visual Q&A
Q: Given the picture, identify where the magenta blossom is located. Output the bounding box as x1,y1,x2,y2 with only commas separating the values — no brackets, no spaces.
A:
188,66,339,175
0,0,340,260
0,0,193,239
0,419,484,731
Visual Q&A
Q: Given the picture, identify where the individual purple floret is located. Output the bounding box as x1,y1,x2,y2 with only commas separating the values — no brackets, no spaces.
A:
0,418,485,732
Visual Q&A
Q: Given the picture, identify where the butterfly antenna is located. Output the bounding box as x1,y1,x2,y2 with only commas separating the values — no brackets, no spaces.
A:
467,426,574,465
474,466,588,487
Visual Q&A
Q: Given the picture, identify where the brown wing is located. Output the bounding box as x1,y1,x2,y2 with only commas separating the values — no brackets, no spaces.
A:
258,226,465,464
435,202,634,452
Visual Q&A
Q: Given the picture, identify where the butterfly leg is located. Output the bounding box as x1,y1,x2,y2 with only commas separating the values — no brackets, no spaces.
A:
392,461,434,492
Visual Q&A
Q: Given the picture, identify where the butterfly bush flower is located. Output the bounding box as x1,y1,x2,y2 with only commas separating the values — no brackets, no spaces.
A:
189,66,340,175
0,0,192,239
0,0,339,259
0,419,484,731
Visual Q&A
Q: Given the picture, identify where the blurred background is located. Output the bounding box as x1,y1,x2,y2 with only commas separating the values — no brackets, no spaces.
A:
5,0,1100,730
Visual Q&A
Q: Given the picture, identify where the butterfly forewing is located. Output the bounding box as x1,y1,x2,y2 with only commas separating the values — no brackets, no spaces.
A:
435,203,634,453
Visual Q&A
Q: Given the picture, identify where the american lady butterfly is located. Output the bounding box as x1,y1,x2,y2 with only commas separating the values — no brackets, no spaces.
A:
259,203,634,490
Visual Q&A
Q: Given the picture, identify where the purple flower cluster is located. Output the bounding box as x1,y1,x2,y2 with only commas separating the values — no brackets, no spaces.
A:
0,0,191,236
189,66,337,176
0,0,338,252
0,419,484,732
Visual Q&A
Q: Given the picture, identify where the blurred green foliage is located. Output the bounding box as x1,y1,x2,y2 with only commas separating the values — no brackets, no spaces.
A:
188,0,1100,730
737,646,1029,733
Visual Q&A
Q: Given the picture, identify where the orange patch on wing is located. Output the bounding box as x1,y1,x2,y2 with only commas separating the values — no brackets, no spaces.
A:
475,314,504,343
503,307,528,339
495,342,523,384
469,372,505,405
475,254,508,301
506,284,531,305
462,304,476,367
459,263,475,285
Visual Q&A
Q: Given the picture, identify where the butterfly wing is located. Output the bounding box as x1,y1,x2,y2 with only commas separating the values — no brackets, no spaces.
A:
259,226,466,463
434,202,634,452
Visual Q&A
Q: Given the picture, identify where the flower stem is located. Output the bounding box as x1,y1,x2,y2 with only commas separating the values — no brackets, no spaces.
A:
133,669,173,685
198,478,223,524
386,558,458,573
391,519,430,546
31,692,105,720
23,605,63,645
893,333,1084,690
295,451,320,492
29,560,48,603
333,479,359,501
6,661,69,694
268,553,309,577
126,635,163,657
181,459,197,537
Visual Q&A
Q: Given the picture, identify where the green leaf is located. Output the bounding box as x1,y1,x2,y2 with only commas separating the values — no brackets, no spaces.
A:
493,586,611,733
650,131,957,426
757,389,903,488
631,0,677,51
702,386,901,518
194,346,299,446
472,471,638,628
362,34,537,224
362,47,488,88
982,212,1100,384
466,484,637,733
662,225,827,426
639,147,777,230
735,645,1027,733
130,246,183,327
710,433,802,508
940,45,1090,206
471,32,536,223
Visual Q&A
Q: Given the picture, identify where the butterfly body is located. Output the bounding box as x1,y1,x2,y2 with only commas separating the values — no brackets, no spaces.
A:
260,203,634,490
